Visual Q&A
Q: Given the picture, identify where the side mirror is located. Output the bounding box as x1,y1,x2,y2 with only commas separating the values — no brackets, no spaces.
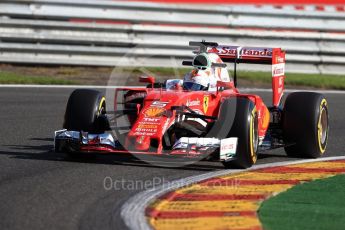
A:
139,76,155,88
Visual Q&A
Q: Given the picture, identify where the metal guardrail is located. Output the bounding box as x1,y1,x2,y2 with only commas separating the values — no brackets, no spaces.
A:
1,1,345,31
0,0,345,74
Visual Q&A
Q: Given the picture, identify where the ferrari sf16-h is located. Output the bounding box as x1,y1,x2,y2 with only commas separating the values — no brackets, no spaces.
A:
55,41,329,168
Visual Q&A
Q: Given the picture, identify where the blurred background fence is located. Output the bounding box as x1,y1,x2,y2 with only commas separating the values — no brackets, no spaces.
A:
1,0,345,74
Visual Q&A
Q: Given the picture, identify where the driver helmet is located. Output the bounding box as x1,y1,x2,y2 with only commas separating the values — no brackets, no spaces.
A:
183,53,211,91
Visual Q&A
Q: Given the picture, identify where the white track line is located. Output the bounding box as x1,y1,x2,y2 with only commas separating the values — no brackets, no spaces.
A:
121,156,345,230
0,84,344,94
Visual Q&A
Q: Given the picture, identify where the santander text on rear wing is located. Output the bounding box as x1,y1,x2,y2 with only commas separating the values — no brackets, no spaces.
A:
206,46,285,66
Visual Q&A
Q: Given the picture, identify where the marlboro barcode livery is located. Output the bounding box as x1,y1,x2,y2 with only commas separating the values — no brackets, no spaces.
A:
54,41,329,168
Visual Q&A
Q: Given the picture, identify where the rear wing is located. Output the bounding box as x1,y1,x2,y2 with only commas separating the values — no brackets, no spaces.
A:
207,46,284,65
189,41,286,107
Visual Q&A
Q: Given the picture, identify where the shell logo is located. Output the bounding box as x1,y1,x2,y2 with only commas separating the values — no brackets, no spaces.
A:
143,107,165,118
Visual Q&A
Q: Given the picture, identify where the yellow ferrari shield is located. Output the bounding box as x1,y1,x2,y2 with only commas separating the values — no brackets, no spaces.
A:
203,96,209,113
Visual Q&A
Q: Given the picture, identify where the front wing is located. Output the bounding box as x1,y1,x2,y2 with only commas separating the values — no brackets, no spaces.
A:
54,129,238,161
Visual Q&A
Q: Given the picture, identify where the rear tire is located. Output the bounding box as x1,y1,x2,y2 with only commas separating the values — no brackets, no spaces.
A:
283,92,329,158
208,98,259,169
63,89,107,133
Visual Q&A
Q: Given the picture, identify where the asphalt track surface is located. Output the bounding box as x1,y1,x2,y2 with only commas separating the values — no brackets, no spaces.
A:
0,87,344,230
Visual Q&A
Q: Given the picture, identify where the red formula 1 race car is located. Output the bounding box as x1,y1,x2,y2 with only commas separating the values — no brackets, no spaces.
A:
54,41,329,168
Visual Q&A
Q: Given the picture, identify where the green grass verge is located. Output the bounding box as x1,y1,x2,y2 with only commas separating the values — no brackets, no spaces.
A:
258,174,345,230
1,67,345,89
236,71,345,90
129,67,345,90
127,67,187,76
0,71,77,85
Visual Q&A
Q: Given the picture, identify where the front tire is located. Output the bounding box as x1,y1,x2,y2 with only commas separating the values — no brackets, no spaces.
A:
208,98,259,169
63,89,107,133
283,92,329,158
